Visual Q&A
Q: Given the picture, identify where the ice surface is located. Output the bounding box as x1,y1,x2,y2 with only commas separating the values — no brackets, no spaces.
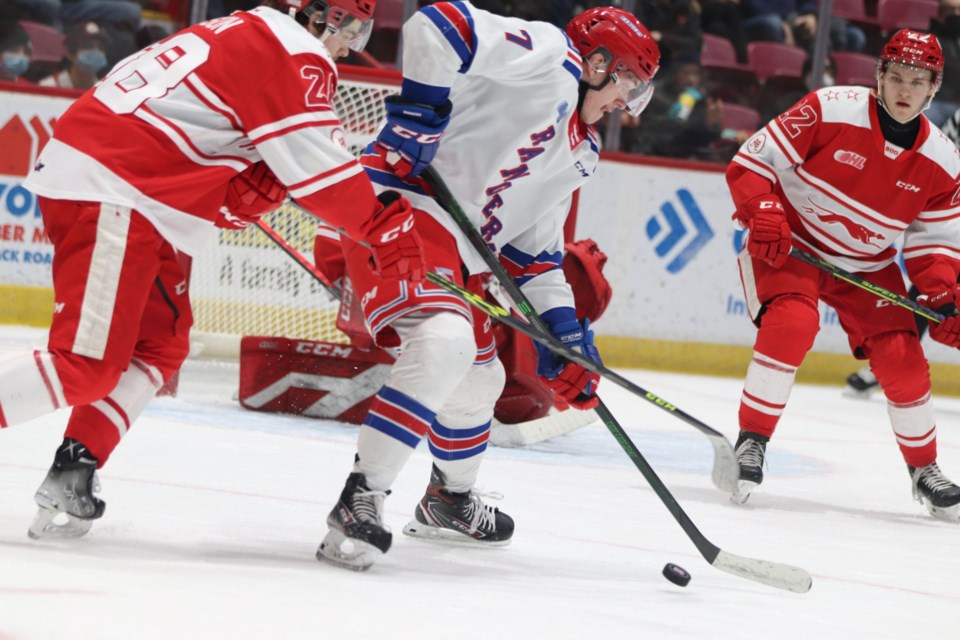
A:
0,326,957,639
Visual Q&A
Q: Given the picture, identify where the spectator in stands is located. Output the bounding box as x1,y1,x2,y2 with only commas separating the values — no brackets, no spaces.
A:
928,0,960,125
39,21,108,89
701,0,749,62
0,20,32,83
829,16,865,53
741,0,817,49
626,53,736,159
633,0,703,70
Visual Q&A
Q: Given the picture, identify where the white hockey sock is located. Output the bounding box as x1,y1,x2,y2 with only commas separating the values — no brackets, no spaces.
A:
88,358,163,440
0,351,67,427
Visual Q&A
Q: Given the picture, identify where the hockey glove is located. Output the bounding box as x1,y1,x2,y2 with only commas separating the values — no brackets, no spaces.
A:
918,284,960,348
216,162,287,230
375,95,452,178
744,195,791,269
535,318,602,410
364,190,425,282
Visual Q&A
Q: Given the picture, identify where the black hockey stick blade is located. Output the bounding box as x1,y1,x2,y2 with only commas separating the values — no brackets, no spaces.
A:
579,368,812,592
425,271,739,492
790,248,945,323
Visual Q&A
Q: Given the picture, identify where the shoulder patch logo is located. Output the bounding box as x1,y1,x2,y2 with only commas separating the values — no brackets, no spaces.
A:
747,134,766,154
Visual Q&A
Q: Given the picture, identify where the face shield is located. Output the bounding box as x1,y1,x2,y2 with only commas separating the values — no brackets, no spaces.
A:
314,7,374,52
612,66,655,116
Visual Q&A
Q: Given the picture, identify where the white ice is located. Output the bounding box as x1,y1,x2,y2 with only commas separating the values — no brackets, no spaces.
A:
0,325,957,640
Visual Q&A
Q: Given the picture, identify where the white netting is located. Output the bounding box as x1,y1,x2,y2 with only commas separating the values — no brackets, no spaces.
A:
188,67,401,359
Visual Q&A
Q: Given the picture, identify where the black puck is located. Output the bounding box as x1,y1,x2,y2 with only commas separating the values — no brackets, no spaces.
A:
662,562,691,587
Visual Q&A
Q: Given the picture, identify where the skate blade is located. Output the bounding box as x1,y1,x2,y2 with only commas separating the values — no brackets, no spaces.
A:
922,499,960,522
401,519,511,547
315,529,383,571
28,508,94,540
729,480,759,505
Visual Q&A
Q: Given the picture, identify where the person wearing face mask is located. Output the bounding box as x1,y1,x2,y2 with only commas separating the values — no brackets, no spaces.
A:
39,21,109,89
926,0,960,126
10,0,424,542
726,29,960,522
0,20,32,83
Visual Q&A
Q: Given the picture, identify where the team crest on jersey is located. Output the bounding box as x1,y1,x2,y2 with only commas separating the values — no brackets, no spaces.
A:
834,149,866,170
746,134,766,154
331,128,347,149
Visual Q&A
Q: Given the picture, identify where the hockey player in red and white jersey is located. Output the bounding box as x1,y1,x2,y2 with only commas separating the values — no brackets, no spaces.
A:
727,29,960,520
4,0,425,539
316,4,660,571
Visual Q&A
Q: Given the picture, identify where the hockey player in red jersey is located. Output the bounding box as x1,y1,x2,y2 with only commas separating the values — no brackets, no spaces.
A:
3,0,425,539
727,29,960,520
316,5,660,571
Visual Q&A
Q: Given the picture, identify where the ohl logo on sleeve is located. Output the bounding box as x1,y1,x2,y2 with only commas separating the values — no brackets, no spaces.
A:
645,189,713,273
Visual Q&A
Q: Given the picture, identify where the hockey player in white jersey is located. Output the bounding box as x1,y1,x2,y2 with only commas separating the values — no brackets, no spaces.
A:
727,29,960,520
316,3,660,570
4,0,425,539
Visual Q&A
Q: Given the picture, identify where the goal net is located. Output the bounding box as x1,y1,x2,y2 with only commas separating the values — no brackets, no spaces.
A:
187,66,401,359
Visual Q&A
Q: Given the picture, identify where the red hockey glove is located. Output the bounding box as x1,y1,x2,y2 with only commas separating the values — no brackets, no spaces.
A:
216,162,286,230
918,285,960,348
365,191,425,282
535,318,601,411
744,195,791,269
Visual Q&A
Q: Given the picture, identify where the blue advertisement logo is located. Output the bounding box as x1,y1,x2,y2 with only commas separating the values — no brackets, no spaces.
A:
645,188,713,273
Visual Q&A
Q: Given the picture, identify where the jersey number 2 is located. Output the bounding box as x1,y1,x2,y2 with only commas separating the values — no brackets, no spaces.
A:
778,104,817,139
95,33,211,114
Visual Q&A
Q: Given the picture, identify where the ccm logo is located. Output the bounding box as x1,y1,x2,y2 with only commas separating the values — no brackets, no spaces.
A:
390,124,442,144
294,341,354,357
896,181,921,192
377,213,415,243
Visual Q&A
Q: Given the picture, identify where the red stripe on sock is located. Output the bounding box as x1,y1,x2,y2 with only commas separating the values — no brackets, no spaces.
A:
33,351,61,409
0,402,7,428
103,395,131,430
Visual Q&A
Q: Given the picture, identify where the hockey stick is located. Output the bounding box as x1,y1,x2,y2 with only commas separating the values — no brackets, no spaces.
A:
422,167,738,492
254,218,341,299
790,248,946,323
425,271,812,594
256,214,596,446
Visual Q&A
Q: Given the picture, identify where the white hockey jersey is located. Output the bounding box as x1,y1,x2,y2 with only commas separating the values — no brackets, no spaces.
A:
362,1,600,321
728,86,960,292
24,7,382,256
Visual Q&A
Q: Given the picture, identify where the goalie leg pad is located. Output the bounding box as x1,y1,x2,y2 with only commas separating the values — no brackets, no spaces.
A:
239,337,394,424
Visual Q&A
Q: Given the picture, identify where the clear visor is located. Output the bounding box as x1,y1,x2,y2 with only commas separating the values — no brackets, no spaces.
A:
321,10,374,52
611,66,655,116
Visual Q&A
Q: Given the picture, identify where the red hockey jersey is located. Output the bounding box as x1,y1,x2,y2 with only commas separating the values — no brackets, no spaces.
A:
728,86,960,293
23,7,380,256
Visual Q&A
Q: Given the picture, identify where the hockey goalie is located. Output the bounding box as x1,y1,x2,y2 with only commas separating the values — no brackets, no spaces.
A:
238,229,612,447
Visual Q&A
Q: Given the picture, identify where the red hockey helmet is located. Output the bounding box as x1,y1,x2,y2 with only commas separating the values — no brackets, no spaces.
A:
283,0,376,51
566,8,660,115
879,29,944,87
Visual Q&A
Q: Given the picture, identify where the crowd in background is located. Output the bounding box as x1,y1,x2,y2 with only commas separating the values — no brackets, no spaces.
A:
1,0,959,162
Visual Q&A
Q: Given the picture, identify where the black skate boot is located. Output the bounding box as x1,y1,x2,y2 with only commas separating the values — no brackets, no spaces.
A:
402,464,514,545
28,438,106,539
843,365,880,399
908,462,960,522
730,430,769,505
316,472,392,571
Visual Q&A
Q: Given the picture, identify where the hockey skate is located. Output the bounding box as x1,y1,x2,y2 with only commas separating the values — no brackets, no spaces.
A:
843,365,880,399
316,472,392,571
730,431,769,505
28,438,106,540
402,465,514,546
909,462,960,522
